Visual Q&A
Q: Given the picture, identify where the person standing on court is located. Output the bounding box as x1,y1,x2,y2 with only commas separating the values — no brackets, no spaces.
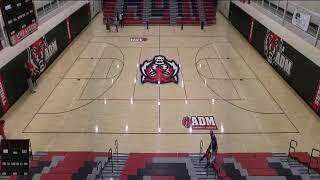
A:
24,63,36,94
119,12,123,28
106,17,111,32
199,130,218,168
115,14,119,32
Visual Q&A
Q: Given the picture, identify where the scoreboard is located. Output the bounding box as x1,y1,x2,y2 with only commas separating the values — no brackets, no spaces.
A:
0,0,38,46
1,139,30,175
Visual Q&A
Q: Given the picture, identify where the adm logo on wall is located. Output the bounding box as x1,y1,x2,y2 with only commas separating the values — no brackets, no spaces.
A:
182,116,217,130
27,37,58,78
264,30,293,76
140,55,179,84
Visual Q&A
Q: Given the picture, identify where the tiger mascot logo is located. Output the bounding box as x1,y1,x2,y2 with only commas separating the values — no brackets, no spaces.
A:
140,55,180,84
27,37,47,77
26,37,58,78
264,30,283,65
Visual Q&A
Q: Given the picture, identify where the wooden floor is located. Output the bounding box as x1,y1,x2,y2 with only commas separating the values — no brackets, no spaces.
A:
3,13,320,153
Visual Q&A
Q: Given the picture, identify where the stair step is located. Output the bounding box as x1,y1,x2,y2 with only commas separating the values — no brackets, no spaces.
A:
103,169,123,173
109,157,127,160
116,153,129,156
109,159,127,162
190,154,202,157
103,166,124,170
105,163,126,167
102,173,121,177
196,172,216,175
197,174,217,178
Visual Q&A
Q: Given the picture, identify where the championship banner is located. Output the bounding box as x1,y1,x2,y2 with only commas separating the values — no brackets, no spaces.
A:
9,22,38,45
0,0,38,45
292,8,310,32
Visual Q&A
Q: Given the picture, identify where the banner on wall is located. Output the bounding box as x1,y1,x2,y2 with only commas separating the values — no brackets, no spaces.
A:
264,30,293,77
26,37,58,79
292,8,311,32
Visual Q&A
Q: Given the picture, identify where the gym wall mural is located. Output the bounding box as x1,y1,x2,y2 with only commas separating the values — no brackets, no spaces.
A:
229,2,320,116
0,3,91,117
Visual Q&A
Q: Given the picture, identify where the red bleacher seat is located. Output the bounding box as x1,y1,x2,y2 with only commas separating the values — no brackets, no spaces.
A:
31,161,39,167
39,152,66,161
247,169,278,176
40,173,72,180
151,176,175,180
291,152,310,165
8,176,18,180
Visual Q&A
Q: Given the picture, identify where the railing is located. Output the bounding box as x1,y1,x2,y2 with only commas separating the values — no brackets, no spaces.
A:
249,0,320,47
29,141,33,161
115,139,119,163
103,1,216,26
108,148,114,173
287,139,298,161
200,139,204,159
96,161,104,179
308,148,320,173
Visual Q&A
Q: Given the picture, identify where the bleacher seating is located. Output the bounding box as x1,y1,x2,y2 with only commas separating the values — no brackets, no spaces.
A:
4,139,320,180
103,0,216,26
5,151,319,180
213,152,320,180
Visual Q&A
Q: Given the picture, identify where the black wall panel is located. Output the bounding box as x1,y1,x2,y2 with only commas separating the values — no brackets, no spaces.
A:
251,20,267,55
0,51,28,107
69,4,91,39
283,43,320,104
229,3,251,40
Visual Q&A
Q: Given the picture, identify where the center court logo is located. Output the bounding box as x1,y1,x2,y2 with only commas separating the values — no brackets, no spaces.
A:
140,55,179,84
182,116,217,130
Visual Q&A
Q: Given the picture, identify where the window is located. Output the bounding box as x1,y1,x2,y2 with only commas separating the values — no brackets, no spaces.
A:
34,0,58,18
0,28,4,50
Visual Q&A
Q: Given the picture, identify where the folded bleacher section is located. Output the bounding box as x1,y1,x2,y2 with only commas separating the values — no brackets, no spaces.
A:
103,0,216,26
